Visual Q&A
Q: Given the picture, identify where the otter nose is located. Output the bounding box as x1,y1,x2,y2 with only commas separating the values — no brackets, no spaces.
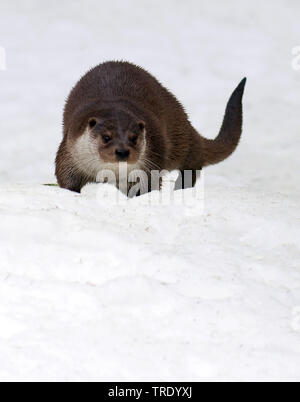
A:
115,149,130,160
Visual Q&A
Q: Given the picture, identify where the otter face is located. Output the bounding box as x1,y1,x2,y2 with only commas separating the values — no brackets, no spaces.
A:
70,108,147,179
84,110,146,166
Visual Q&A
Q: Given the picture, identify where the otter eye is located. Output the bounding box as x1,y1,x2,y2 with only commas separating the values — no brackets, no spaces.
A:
102,135,111,144
138,122,145,132
130,135,138,145
88,119,97,129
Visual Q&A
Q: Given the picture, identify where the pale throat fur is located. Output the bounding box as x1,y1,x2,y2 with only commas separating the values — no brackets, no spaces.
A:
70,127,148,181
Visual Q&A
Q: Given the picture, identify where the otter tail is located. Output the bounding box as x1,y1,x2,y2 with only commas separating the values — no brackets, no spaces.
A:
202,78,247,166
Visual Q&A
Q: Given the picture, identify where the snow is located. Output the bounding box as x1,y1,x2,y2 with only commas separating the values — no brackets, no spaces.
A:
0,0,300,381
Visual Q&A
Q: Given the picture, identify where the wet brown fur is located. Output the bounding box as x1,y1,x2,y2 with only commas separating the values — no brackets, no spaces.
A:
56,61,246,194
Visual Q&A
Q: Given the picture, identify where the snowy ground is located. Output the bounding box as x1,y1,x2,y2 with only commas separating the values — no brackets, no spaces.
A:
0,0,299,381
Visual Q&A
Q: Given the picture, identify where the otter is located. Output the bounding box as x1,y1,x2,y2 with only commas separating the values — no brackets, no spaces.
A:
55,61,246,195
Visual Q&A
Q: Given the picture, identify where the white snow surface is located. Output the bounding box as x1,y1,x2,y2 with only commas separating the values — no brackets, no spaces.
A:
0,0,299,381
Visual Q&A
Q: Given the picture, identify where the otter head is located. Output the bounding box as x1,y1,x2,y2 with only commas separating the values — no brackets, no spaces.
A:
80,108,146,166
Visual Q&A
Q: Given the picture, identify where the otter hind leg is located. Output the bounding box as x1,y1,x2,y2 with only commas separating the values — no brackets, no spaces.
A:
174,169,201,190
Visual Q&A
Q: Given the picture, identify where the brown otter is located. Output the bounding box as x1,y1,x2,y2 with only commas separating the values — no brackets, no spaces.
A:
55,61,246,195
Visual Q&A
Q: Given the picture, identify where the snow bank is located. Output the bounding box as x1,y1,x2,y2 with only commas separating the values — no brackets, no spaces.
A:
0,182,299,381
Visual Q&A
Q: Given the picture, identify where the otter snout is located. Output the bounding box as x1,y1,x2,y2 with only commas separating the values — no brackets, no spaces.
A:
115,148,130,160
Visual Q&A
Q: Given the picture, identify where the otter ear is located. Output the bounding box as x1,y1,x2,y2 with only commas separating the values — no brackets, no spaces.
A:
138,121,145,132
88,117,100,129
